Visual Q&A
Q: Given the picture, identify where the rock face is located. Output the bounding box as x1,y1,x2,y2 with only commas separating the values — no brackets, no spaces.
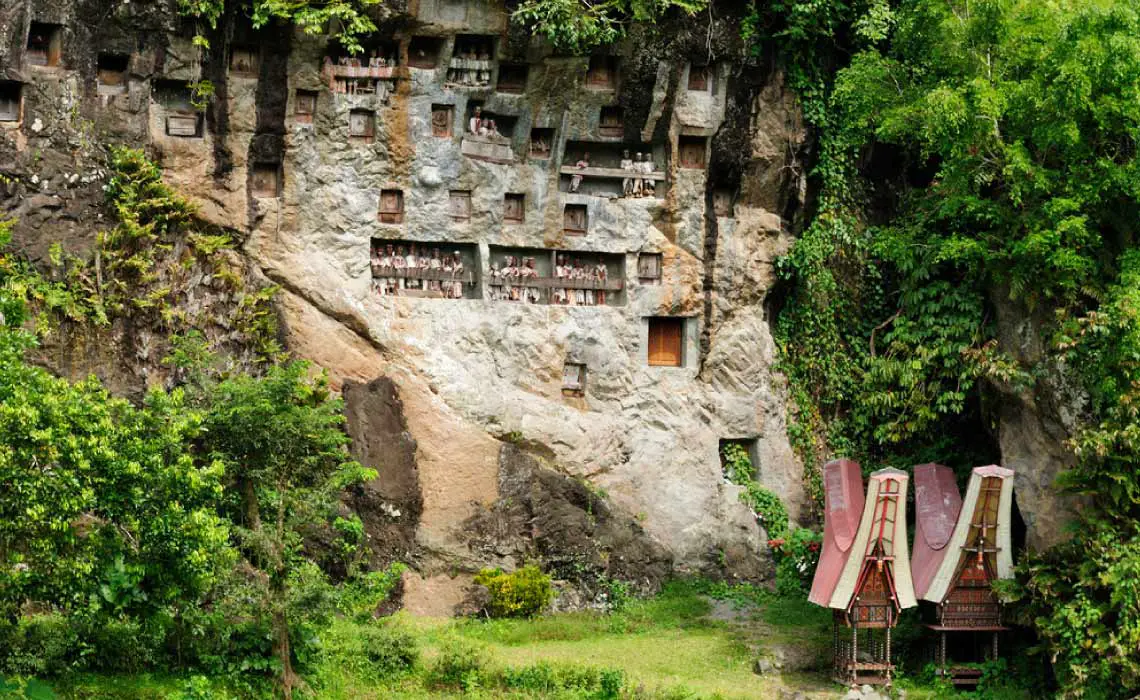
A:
1,0,814,600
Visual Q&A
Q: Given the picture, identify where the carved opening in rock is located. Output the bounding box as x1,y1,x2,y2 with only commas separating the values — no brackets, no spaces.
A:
96,53,129,95
378,189,404,224
638,252,662,284
562,362,587,396
504,193,525,223
679,135,708,169
408,37,443,69
154,80,202,137
599,106,623,138
497,63,528,93
448,35,495,87
0,82,22,122
349,109,376,142
26,23,63,68
647,317,685,367
251,163,281,198
488,246,624,305
529,128,554,158
230,45,259,76
718,438,759,479
370,238,478,299
563,204,587,235
326,38,398,67
431,104,454,137
713,188,735,218
687,64,714,92
586,55,618,90
449,190,472,220
294,89,317,123
560,140,665,197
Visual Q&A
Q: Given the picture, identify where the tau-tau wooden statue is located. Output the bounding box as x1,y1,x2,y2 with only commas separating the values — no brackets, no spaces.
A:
809,460,917,686
912,464,1015,688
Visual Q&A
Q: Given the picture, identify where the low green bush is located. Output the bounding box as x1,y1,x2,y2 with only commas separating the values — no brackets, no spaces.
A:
1,613,79,677
425,637,488,691
767,527,822,596
499,661,624,699
315,619,419,682
474,565,554,618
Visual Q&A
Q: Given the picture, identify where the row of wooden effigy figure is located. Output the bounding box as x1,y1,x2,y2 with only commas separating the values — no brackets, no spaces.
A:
807,460,1016,688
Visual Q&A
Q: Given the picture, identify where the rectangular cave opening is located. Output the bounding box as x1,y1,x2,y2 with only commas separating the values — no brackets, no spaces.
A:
638,252,662,284
688,63,715,92
563,204,588,235
349,109,376,141
97,53,129,95
713,188,735,218
678,135,708,169
449,190,472,220
326,38,399,66
0,82,22,122
448,35,496,87
378,189,404,224
26,22,63,68
230,44,259,76
496,63,528,93
154,80,203,137
408,36,444,69
562,362,587,397
294,89,318,123
504,192,525,223
486,246,625,305
719,438,759,482
431,103,454,137
646,317,685,367
585,55,618,90
370,238,479,299
529,127,554,159
251,163,282,198
599,106,623,138
560,140,665,197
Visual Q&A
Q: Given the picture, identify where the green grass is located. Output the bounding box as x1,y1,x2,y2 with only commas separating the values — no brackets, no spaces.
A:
19,580,842,700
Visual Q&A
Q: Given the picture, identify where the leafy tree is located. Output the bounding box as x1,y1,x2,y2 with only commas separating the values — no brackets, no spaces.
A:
512,0,707,54
177,0,382,53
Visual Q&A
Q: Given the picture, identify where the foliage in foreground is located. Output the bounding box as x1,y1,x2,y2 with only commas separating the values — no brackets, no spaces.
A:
757,0,1140,694
473,566,556,619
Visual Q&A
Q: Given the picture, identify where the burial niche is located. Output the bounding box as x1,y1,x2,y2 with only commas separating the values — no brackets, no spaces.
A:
97,54,129,95
562,363,587,397
154,80,203,137
431,104,454,137
529,128,554,159
251,163,282,198
449,190,472,221
0,83,22,122
294,90,317,124
26,23,62,67
678,135,708,169
504,193,525,223
496,63,528,93
560,141,665,197
370,239,478,299
687,64,712,92
349,109,376,142
599,106,623,138
488,247,625,306
647,317,685,367
585,55,618,90
563,204,587,235
447,35,495,87
378,189,404,224
408,37,443,69
638,253,662,284
230,45,259,76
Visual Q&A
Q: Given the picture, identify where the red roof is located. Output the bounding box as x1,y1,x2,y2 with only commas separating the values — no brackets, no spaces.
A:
911,463,962,600
808,459,864,607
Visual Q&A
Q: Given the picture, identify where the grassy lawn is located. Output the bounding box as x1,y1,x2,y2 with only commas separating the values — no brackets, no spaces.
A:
31,581,850,699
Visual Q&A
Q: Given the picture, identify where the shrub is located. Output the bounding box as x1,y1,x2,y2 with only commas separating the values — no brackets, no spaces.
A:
768,527,822,596
425,637,487,690
473,566,554,618
0,613,79,677
499,661,624,698
316,619,419,681
720,442,790,539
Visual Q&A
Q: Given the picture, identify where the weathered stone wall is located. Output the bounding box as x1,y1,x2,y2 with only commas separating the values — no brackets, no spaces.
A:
0,0,813,610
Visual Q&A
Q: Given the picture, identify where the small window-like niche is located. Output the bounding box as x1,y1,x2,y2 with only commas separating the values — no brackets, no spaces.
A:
647,317,684,367
230,45,259,76
599,106,623,138
713,188,735,218
688,64,711,92
504,193,525,223
431,104,454,137
97,53,129,95
378,189,404,224
679,135,707,169
349,109,375,141
26,23,63,68
562,362,587,397
408,36,443,69
155,80,203,137
638,253,662,284
585,55,618,90
449,190,472,220
294,90,317,123
718,438,758,479
496,63,528,93
251,163,281,198
0,82,22,122
563,204,587,235
529,128,554,158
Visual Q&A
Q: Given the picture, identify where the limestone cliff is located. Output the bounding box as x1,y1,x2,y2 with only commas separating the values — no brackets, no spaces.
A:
2,0,815,612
